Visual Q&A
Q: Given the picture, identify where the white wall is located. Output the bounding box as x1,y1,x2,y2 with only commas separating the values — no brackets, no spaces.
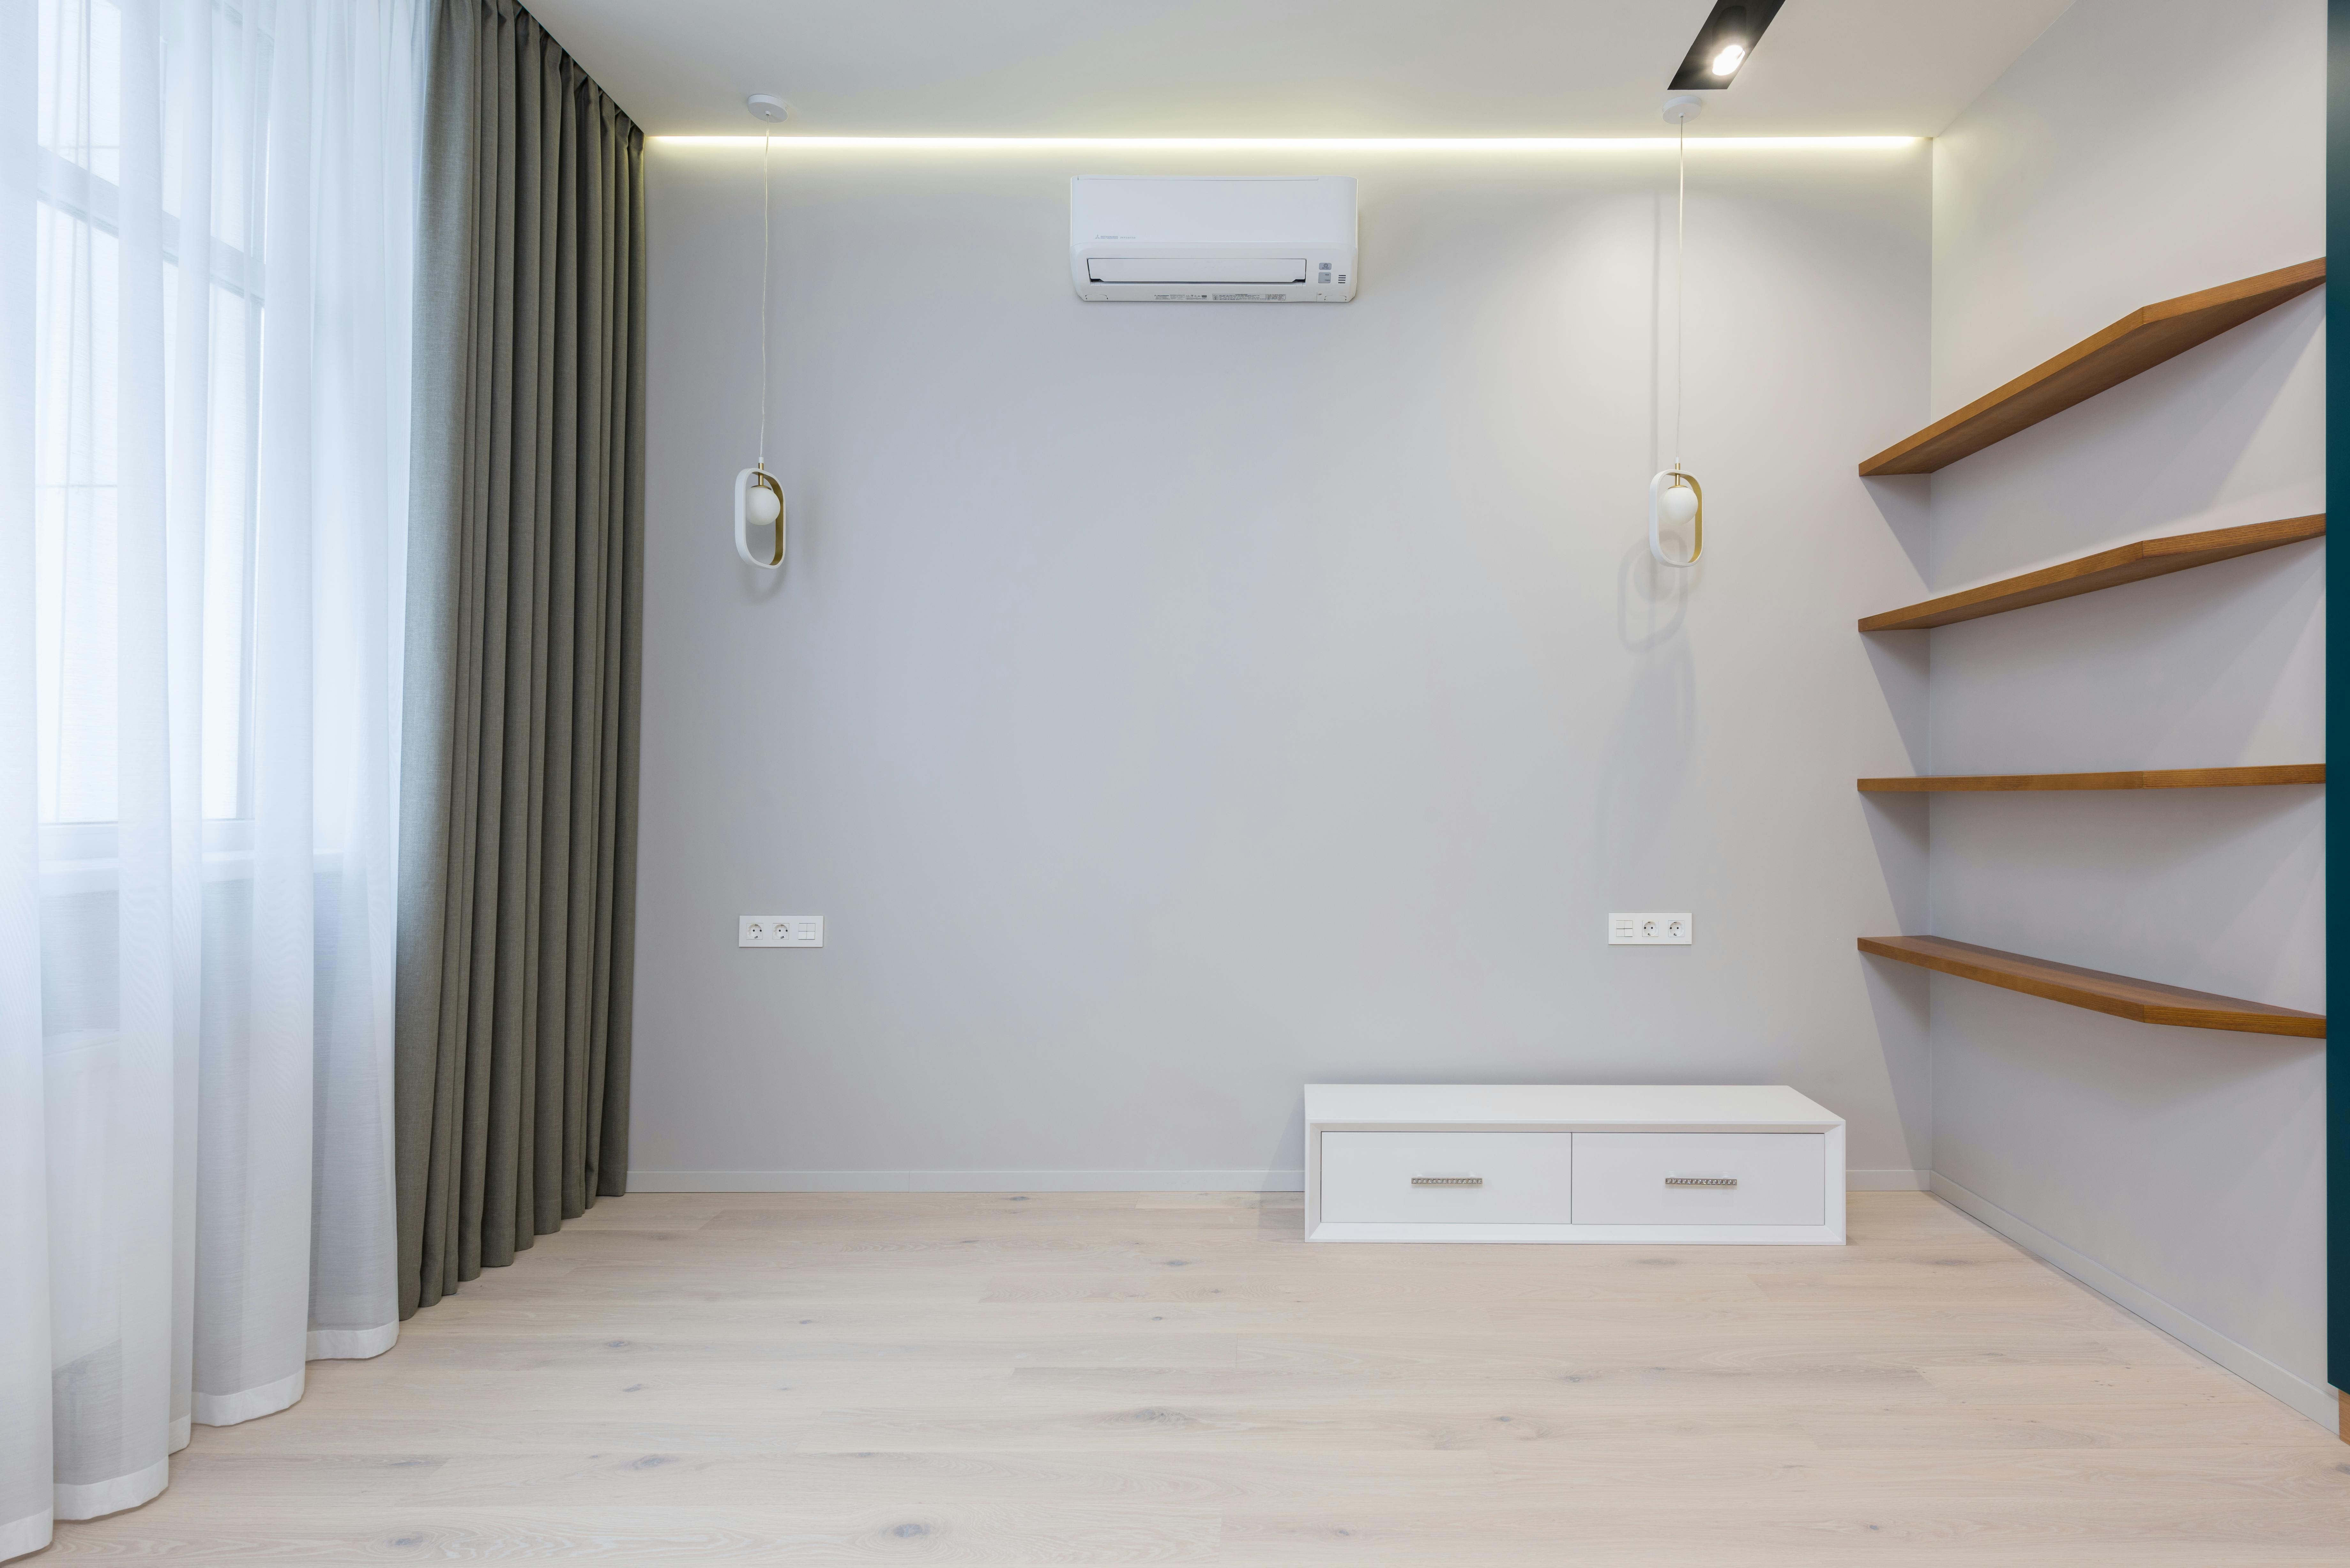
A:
630,140,1936,1190
1917,0,2328,1424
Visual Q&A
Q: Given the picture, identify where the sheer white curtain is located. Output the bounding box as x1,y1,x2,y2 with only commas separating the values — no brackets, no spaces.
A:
1,0,422,1555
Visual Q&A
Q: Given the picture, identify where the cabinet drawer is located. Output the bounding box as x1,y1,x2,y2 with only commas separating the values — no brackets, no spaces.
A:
1318,1131,1573,1223
1571,1133,1824,1226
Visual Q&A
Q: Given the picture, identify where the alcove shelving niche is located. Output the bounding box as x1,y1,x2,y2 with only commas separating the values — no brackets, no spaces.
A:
1855,260,2326,1040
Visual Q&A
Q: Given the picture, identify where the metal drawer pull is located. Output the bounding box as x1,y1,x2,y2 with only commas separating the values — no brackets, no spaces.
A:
1411,1175,1483,1187
1664,1176,1737,1188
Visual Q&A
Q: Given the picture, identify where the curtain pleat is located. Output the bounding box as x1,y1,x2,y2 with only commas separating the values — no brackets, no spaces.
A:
396,0,644,1319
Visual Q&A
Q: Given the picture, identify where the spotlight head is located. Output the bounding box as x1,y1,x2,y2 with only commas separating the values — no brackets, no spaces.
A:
1668,0,1783,91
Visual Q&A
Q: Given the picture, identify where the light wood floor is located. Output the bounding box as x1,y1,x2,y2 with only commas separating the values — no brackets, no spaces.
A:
39,1191,2350,1564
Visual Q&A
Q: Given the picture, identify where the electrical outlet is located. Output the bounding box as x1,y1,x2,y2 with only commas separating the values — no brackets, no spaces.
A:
739,915,824,948
1609,912,1692,946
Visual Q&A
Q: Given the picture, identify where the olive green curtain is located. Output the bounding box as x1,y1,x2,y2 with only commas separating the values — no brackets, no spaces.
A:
395,0,646,1318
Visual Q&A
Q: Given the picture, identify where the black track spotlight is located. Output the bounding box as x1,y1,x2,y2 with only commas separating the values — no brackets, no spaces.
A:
1668,0,1785,91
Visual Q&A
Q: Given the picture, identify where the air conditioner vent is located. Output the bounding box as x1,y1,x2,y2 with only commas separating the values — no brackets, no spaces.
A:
1071,176,1357,303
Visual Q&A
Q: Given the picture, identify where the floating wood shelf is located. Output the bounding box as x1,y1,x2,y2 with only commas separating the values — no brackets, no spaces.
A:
1857,260,2326,477
1858,515,2325,631
1858,935,2325,1038
1858,765,2325,793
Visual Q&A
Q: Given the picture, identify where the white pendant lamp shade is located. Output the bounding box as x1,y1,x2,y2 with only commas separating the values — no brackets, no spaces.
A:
735,465,786,568
1648,469,1703,568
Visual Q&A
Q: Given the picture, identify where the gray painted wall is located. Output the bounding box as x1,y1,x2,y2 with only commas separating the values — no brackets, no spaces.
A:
1919,0,2329,1421
629,140,1936,1187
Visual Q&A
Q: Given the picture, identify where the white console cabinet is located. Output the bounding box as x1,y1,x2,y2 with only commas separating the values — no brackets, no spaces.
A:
1304,1084,1845,1244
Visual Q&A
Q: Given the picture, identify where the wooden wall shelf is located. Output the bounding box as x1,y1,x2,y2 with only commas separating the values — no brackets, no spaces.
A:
1858,765,2325,793
1859,515,2325,631
1858,935,2325,1037
1857,260,2326,477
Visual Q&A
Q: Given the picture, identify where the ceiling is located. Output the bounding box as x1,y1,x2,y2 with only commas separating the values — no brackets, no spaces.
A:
524,0,2076,140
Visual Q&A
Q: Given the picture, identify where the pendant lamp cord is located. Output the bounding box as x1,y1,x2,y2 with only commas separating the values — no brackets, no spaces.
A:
757,131,771,471
1673,116,1685,475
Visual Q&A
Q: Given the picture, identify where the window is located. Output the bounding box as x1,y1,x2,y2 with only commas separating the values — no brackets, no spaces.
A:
33,0,272,824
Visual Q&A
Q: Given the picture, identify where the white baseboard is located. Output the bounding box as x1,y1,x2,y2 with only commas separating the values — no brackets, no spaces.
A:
1929,1173,2336,1434
631,1168,1931,1195
626,1169,1309,1193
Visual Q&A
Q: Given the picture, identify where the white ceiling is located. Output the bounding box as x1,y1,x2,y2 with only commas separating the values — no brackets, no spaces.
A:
525,0,2075,140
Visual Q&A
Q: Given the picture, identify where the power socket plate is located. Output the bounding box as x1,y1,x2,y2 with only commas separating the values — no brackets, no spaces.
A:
1609,912,1692,945
740,915,824,948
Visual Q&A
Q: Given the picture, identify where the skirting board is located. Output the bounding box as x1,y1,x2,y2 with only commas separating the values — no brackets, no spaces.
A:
627,1169,1309,1193
1930,1173,2337,1434
629,1168,1935,1194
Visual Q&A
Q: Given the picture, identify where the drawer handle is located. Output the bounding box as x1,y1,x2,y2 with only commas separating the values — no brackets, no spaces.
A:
1664,1176,1737,1188
1411,1175,1483,1187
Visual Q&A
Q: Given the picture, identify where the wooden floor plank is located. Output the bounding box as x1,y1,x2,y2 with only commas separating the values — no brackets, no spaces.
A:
41,1191,2350,1564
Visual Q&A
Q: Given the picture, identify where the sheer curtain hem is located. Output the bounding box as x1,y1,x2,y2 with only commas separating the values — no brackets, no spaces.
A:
52,1457,169,1523
169,1416,189,1454
308,1323,399,1360
191,1368,305,1429
0,1511,53,1563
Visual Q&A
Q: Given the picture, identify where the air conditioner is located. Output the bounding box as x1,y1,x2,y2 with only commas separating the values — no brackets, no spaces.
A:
1070,176,1357,303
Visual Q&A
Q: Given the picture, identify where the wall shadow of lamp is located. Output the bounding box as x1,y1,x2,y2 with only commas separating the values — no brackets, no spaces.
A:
1649,93,1706,569
735,92,790,570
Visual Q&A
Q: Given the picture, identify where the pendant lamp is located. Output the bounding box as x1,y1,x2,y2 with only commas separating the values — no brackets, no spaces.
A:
735,95,787,570
1649,93,1706,569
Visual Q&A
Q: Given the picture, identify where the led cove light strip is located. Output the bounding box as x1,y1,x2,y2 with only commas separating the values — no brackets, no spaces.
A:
656,135,1916,151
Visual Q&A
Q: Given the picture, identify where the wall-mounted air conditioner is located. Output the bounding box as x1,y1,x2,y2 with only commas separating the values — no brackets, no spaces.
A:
1070,176,1357,303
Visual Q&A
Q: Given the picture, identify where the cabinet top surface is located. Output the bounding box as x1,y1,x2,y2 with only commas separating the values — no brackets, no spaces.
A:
1303,1083,1843,1131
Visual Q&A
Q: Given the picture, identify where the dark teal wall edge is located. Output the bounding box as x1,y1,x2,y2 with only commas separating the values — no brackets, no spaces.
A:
2328,0,2345,1404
